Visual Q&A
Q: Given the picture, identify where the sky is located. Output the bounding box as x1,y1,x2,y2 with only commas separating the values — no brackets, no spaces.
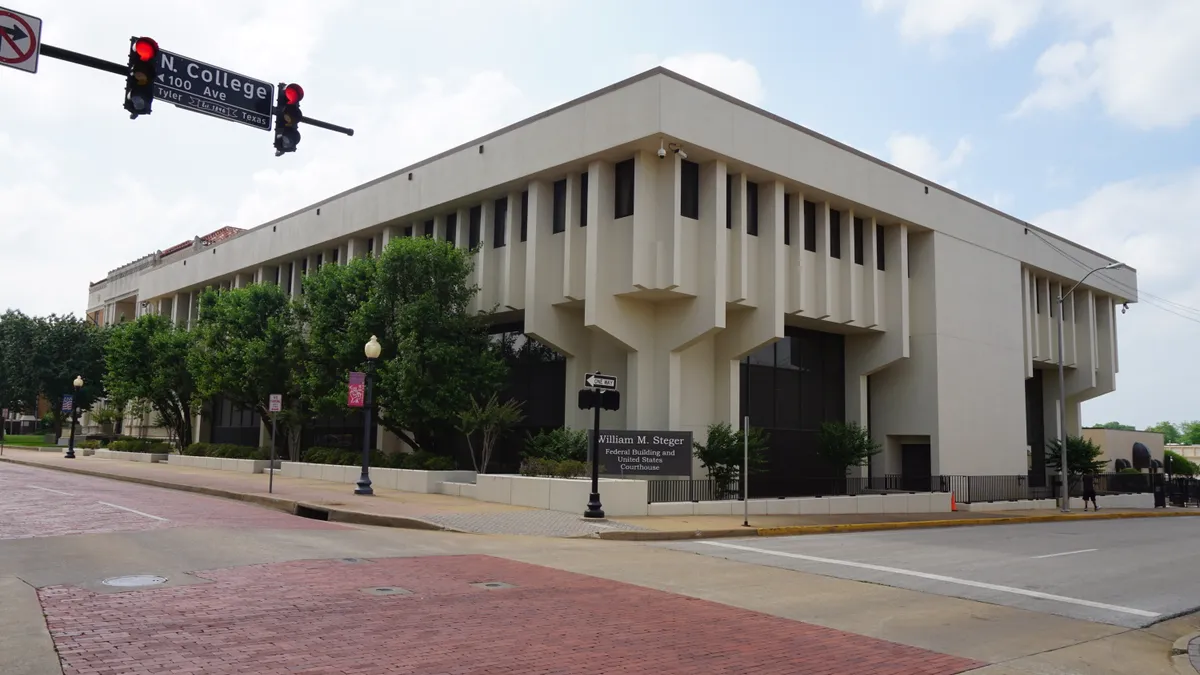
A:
1,0,1198,429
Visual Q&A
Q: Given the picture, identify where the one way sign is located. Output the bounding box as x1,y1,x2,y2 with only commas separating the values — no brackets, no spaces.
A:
584,372,618,390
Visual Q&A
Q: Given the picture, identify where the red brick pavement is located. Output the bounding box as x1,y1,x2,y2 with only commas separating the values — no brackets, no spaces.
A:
40,555,986,675
0,462,344,540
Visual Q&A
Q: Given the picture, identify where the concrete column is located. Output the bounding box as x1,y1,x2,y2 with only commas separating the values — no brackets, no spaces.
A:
172,293,185,325
290,259,303,299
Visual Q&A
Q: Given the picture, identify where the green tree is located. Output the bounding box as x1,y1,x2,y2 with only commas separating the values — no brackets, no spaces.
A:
189,284,304,458
1145,421,1182,445
1165,449,1198,476
30,315,108,436
368,237,508,451
1046,435,1109,491
0,310,39,412
457,394,525,473
1093,421,1135,431
104,314,197,449
1180,421,1200,446
693,422,769,498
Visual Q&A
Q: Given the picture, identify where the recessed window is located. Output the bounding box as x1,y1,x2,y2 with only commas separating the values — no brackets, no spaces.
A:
1036,283,1042,314
520,190,529,242
803,200,816,252
333,248,341,263
367,237,374,257
316,253,323,267
783,196,792,246
614,159,635,219
829,208,841,259
853,217,864,266
552,179,567,234
579,172,589,227
681,160,699,220
725,174,733,229
745,182,759,236
876,226,885,271
423,220,433,238
469,206,482,249
402,226,412,239
493,197,508,248
446,213,458,246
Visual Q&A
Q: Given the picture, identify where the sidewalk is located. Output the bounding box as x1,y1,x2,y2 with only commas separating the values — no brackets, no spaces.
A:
3,447,1197,540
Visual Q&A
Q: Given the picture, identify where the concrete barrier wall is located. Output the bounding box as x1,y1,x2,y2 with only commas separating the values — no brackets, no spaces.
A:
167,454,280,474
95,449,168,463
645,492,953,517
276,462,476,493
474,475,649,517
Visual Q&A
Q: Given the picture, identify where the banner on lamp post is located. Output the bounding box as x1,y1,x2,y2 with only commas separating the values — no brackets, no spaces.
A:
347,372,366,408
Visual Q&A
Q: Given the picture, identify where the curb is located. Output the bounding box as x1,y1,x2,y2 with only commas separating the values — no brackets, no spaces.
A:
1171,631,1199,675
597,509,1200,541
0,455,456,534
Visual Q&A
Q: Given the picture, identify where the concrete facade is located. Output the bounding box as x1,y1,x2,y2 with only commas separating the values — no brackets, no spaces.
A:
84,68,1138,480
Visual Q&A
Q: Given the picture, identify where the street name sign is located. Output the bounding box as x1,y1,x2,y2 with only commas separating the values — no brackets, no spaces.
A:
584,372,617,390
0,5,41,74
153,49,273,131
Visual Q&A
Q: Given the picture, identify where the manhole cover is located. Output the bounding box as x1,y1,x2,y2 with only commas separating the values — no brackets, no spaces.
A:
361,586,411,596
471,581,515,590
101,575,168,588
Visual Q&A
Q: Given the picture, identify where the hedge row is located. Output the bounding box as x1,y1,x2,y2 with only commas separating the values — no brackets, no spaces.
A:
301,447,456,471
183,443,269,460
519,458,588,478
108,439,173,453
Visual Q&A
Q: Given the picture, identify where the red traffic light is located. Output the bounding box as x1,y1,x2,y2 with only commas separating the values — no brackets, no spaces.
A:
133,37,158,62
284,83,304,105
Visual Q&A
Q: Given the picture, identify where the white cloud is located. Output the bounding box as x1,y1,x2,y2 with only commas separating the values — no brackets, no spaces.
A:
637,52,766,106
1035,169,1200,427
868,0,1200,129
864,0,1044,48
884,133,972,185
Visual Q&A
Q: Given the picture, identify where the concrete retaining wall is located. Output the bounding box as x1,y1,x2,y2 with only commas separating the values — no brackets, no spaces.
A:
168,454,280,474
646,492,954,517
959,492,1157,511
276,462,476,494
94,449,168,463
474,475,649,517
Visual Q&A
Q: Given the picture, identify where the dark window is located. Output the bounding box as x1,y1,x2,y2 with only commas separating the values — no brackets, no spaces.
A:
829,209,841,259
746,182,758,236
680,160,699,220
402,226,412,239
367,237,374,257
615,159,635,219
423,219,433,238
333,248,340,263
520,190,529,242
493,197,508,248
552,179,567,233
1036,284,1042,314
906,242,911,278
285,263,293,295
300,258,308,275
274,266,280,284
316,253,323,267
469,206,482,249
446,213,458,246
876,226,885,271
803,200,816,252
726,174,733,229
579,172,589,227
853,217,864,265
783,197,792,246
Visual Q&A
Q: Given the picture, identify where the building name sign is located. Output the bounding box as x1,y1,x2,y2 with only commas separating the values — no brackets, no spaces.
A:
590,429,692,476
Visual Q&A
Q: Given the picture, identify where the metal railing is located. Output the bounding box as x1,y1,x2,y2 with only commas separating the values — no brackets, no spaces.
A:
646,472,1171,504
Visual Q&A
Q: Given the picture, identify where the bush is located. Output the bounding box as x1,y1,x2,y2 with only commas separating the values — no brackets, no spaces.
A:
108,439,173,453
79,440,101,449
302,446,388,467
520,458,588,478
394,450,457,471
183,443,268,460
524,428,588,463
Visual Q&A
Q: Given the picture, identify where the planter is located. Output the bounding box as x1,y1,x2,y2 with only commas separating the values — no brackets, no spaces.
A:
167,454,280,474
275,462,476,493
474,474,649,517
94,448,169,463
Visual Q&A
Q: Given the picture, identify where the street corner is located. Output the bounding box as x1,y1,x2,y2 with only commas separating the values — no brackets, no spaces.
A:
37,554,988,675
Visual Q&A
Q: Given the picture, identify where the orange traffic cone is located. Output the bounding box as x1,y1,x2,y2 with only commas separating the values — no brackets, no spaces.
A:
951,491,957,511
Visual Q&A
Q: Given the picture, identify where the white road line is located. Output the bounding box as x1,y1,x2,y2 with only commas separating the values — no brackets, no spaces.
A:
28,486,75,496
700,541,1159,619
1032,548,1098,559
96,501,169,522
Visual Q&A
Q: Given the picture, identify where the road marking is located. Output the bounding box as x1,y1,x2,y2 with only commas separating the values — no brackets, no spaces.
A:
700,541,1159,619
28,486,75,496
96,501,169,522
1032,548,1098,559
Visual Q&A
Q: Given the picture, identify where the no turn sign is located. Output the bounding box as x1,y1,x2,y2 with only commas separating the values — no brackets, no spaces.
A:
0,5,41,74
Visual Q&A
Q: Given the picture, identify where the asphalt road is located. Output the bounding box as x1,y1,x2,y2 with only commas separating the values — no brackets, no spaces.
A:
664,517,1200,628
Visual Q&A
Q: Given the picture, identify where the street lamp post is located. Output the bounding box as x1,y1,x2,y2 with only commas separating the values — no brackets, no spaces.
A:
355,335,381,496
1056,262,1124,513
64,375,83,459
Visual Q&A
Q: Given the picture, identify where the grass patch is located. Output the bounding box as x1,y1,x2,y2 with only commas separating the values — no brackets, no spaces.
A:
2,434,59,447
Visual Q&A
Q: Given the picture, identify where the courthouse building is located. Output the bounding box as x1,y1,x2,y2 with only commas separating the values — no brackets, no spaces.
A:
85,67,1138,490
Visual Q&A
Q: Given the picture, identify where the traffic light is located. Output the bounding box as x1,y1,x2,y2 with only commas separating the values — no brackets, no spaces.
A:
124,37,158,119
274,83,303,156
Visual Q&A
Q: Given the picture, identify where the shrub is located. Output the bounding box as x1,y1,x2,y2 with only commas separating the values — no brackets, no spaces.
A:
393,450,456,471
524,428,588,463
302,446,388,467
520,458,588,478
182,443,268,460
108,439,172,453
79,440,101,449
1165,449,1198,476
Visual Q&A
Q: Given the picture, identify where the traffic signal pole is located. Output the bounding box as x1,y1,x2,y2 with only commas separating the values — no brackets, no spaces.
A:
36,42,354,139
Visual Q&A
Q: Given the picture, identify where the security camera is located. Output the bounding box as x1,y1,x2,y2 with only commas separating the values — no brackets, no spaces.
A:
657,147,667,159
675,149,688,160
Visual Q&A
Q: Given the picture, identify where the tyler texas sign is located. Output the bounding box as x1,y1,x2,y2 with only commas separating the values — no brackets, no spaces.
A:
590,430,692,476
153,49,274,131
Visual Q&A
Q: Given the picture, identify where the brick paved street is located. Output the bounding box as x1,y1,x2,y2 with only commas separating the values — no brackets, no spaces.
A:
39,555,985,675
0,462,344,540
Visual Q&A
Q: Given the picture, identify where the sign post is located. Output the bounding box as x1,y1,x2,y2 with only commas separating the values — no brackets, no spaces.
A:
0,407,6,456
0,5,42,74
268,394,282,493
578,372,621,519
743,414,750,528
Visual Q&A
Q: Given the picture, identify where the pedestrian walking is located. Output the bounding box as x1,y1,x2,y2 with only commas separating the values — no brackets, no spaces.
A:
1082,471,1099,511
